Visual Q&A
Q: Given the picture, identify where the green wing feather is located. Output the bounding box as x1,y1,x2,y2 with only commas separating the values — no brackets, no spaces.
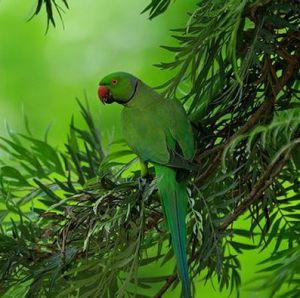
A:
121,106,170,164
164,99,195,160
121,94,195,166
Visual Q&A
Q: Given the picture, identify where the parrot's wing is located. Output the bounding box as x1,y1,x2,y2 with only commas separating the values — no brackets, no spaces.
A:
121,97,195,167
167,149,198,171
121,109,170,164
166,99,195,161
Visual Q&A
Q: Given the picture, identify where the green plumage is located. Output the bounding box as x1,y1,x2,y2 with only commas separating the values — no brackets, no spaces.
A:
98,72,195,297
155,165,191,297
121,82,194,164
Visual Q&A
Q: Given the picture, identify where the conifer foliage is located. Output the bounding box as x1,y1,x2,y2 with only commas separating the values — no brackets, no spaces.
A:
0,1,299,297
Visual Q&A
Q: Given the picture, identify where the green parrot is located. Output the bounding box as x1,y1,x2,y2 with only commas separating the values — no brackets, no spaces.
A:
98,72,195,298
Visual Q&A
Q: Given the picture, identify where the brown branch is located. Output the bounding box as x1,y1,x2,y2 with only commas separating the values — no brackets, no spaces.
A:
195,151,222,183
154,274,178,298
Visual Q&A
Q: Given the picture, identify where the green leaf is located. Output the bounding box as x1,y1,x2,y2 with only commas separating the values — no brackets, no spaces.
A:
0,166,31,187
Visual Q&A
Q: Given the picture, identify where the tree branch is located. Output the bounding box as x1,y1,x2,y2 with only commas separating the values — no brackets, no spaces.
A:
154,274,178,298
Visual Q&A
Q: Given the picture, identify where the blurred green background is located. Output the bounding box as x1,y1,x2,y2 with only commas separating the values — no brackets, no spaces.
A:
0,0,190,144
0,1,267,297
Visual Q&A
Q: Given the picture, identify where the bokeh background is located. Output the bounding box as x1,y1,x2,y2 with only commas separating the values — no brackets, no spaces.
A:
0,1,268,297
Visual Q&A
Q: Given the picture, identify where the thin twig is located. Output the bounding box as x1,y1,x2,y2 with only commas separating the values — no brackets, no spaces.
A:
154,274,178,298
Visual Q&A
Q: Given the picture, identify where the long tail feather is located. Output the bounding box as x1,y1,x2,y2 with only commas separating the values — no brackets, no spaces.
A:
155,165,191,298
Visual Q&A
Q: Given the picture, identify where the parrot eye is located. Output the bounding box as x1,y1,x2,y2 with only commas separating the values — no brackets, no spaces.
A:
111,79,118,85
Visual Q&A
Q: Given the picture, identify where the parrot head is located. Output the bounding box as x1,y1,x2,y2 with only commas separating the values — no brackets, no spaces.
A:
98,72,139,105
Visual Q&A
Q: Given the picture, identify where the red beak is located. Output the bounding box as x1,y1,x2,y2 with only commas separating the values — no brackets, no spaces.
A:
98,85,109,103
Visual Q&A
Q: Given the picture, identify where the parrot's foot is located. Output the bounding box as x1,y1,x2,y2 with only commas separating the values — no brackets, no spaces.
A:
140,159,149,178
137,177,148,191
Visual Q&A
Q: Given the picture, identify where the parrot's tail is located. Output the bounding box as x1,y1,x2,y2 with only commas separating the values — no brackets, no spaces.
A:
155,165,191,298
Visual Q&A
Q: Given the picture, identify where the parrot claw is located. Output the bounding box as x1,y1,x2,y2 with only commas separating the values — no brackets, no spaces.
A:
137,177,147,191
